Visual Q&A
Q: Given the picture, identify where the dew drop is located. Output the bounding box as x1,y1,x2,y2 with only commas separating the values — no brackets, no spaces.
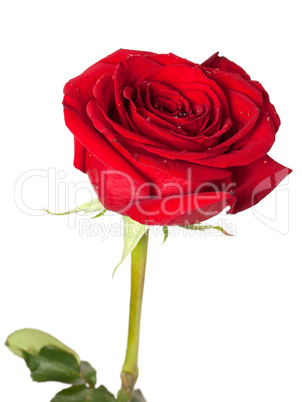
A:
207,147,212,150
183,149,187,153
222,124,229,130
267,116,270,122
181,112,187,116
174,115,178,118
88,154,92,157
177,125,182,129
162,159,167,163
94,185,98,190
205,70,212,77
146,117,151,122
246,111,251,117
262,160,268,166
117,103,122,107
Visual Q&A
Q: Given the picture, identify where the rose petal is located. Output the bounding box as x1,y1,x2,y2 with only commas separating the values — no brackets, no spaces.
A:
229,155,292,213
114,55,163,128
201,53,251,80
210,70,263,106
101,49,155,64
195,111,276,167
125,192,236,225
63,107,148,199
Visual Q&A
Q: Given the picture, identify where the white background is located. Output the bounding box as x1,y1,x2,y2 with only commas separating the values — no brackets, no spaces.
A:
0,1,301,401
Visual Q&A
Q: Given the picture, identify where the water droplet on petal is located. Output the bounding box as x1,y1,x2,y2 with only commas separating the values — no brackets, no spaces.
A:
222,124,229,130
246,111,251,117
262,160,268,166
117,103,122,107
94,185,98,190
177,126,182,129
162,160,167,163
182,149,187,153
75,87,79,92
146,117,151,122
207,147,212,150
267,116,270,122
181,112,187,116
88,154,92,157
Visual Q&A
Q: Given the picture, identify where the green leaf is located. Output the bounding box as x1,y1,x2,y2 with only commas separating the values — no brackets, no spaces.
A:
50,385,88,402
51,385,116,402
6,328,80,365
80,361,97,387
113,217,148,276
179,224,233,236
23,346,85,385
45,198,106,218
131,390,147,402
6,329,97,386
162,226,169,244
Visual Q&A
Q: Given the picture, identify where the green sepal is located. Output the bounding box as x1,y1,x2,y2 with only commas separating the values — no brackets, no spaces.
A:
45,198,106,218
91,208,107,219
51,385,116,402
179,224,233,236
113,216,148,276
162,226,169,244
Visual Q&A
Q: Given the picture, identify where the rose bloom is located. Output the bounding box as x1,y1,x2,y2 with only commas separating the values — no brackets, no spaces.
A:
63,49,291,225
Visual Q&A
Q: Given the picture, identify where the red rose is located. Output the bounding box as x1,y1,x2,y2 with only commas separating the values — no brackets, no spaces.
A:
63,49,291,225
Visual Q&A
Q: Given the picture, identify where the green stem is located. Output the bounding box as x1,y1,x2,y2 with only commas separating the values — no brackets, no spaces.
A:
120,230,149,397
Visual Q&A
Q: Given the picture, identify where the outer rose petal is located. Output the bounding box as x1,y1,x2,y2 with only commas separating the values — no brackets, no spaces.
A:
85,151,150,212
101,49,155,64
125,192,236,226
64,107,149,208
229,155,292,214
201,52,251,80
